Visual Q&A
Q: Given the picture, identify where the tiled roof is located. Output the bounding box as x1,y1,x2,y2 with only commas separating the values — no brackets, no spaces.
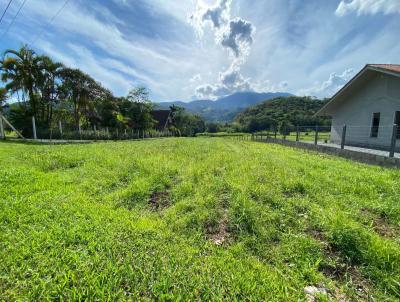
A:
368,64,400,74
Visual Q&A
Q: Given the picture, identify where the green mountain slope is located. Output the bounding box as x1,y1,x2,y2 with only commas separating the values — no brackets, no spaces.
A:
235,96,330,132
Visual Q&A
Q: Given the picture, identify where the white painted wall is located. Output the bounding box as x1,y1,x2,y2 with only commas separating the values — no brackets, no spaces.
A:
330,73,400,150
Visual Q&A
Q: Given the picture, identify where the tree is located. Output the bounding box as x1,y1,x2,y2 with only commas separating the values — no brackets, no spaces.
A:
0,87,7,112
170,106,206,136
120,87,155,132
1,45,41,119
127,87,150,104
36,55,64,124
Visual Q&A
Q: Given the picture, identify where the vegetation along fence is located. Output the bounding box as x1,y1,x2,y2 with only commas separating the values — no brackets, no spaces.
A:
234,124,399,158
0,115,173,141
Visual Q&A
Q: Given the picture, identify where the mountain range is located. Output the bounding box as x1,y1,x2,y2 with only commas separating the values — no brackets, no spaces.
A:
155,91,293,122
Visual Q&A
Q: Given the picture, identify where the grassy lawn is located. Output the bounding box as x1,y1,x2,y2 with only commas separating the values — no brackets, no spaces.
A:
1,138,399,301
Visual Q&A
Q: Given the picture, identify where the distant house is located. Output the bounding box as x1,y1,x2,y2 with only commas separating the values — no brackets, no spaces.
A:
151,110,172,131
317,64,400,151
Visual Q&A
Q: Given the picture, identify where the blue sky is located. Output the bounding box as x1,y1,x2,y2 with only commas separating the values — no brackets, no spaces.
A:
1,0,399,102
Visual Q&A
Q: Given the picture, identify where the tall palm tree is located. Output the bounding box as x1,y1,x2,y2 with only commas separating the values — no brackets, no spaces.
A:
0,45,41,118
37,55,64,123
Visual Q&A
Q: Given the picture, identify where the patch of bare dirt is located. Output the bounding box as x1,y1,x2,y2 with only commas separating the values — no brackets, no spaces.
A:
210,209,230,246
148,190,170,210
308,228,373,301
360,208,399,239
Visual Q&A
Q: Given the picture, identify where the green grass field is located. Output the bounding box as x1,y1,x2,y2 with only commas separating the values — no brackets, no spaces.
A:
1,138,399,301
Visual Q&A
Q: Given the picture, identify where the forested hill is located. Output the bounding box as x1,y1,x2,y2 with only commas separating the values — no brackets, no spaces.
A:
156,91,292,122
235,96,330,132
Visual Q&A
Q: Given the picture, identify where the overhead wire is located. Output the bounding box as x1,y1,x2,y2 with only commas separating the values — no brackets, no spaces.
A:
0,0,14,24
31,0,70,46
0,0,27,41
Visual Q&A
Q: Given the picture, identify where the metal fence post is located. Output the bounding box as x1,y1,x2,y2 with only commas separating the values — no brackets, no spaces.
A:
296,126,299,142
32,116,37,140
314,125,319,145
341,124,347,150
0,116,4,139
389,124,398,158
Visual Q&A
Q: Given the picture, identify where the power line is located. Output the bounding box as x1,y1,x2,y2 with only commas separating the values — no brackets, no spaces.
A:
0,0,27,41
0,0,14,24
31,0,70,46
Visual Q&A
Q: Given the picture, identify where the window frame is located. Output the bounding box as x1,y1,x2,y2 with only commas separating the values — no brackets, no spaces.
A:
370,112,380,138
394,111,400,139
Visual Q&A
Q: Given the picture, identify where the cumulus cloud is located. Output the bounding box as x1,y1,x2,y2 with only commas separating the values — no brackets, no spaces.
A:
221,18,254,58
336,0,400,16
195,64,252,99
190,0,258,99
298,69,354,97
190,0,254,60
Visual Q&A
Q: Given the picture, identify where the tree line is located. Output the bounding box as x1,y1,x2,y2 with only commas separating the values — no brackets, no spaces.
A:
0,45,205,137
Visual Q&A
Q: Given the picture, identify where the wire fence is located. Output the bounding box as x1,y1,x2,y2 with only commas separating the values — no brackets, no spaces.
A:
0,115,173,141
232,124,400,158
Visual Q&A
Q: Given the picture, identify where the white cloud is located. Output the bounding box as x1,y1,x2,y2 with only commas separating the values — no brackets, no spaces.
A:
6,0,399,102
298,69,354,97
189,74,202,83
195,64,252,99
190,0,258,99
336,0,400,16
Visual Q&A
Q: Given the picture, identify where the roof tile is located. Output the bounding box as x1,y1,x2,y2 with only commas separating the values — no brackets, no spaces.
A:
368,64,400,74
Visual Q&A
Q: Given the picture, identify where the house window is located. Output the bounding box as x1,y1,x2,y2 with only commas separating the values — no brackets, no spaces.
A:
370,112,380,138
395,111,400,139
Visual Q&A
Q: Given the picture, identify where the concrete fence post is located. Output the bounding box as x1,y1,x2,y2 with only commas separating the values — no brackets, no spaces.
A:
341,125,347,150
32,116,37,140
389,124,398,158
58,120,63,137
314,125,319,145
78,124,82,140
0,116,5,139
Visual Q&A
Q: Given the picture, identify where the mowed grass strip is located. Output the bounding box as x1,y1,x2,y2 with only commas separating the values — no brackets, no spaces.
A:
0,138,399,301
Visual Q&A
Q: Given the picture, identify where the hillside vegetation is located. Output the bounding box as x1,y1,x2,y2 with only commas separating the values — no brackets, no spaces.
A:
156,92,292,122
1,138,399,301
235,96,330,132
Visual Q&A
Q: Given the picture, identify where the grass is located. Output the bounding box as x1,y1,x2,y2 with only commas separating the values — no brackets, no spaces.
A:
0,138,399,301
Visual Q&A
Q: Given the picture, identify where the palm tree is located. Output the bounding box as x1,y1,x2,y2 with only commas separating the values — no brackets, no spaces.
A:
37,55,64,123
0,87,8,112
0,45,41,118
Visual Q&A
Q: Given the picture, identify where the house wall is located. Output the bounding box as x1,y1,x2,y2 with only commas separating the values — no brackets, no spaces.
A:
329,73,400,150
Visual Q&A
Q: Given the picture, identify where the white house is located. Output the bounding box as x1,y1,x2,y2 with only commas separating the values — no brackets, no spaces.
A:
317,64,400,151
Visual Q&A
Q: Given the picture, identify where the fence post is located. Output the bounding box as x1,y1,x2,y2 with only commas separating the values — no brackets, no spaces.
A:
94,125,97,139
389,124,398,158
296,126,299,142
78,124,82,140
58,120,63,138
32,116,37,140
314,125,319,145
0,116,4,140
341,124,347,150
